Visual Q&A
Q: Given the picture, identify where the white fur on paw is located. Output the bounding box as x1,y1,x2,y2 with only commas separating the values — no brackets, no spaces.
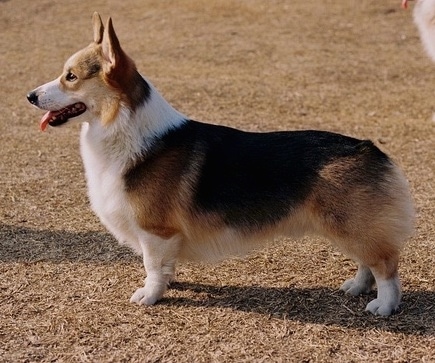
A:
340,278,372,296
129,287,160,306
365,298,398,316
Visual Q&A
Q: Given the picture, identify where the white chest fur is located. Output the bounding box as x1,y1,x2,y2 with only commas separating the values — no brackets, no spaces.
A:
77,85,187,255
79,123,142,254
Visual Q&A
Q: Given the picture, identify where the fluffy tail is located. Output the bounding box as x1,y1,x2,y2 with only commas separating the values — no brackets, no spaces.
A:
414,0,435,62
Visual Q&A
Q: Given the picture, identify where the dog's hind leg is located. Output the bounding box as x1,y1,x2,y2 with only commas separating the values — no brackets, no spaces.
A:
334,223,405,316
364,254,402,316
340,258,402,315
340,264,375,295
339,242,402,316
311,159,414,315
130,232,180,305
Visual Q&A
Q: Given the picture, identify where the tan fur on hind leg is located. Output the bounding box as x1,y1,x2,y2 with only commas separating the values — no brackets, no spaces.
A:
308,160,414,315
363,253,401,316
339,240,402,315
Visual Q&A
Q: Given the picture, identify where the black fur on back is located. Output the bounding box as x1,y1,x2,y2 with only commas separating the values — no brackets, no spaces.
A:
125,120,392,228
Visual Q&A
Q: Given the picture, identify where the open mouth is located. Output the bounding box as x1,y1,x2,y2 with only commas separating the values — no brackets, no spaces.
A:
39,102,87,131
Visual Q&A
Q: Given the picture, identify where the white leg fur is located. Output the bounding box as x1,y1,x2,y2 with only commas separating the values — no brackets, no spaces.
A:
340,264,375,296
365,275,401,316
130,233,180,305
414,0,435,62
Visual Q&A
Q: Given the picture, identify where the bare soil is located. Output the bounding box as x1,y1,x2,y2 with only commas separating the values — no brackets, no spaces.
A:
1,0,434,362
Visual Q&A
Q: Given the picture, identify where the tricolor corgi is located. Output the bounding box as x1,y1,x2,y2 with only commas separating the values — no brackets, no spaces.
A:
27,13,415,316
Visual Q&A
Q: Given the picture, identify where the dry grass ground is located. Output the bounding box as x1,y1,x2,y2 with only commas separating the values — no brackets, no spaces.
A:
1,0,434,361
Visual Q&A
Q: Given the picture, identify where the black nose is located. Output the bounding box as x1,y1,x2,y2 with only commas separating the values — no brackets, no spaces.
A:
27,91,38,105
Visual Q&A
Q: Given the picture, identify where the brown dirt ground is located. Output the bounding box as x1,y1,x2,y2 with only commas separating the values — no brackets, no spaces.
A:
1,0,434,362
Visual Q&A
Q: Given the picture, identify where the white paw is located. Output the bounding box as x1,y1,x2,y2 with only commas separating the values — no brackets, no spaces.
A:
365,298,399,316
340,278,373,296
129,286,161,306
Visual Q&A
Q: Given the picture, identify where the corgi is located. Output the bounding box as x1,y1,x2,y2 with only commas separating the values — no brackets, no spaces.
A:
403,0,435,62
27,13,415,316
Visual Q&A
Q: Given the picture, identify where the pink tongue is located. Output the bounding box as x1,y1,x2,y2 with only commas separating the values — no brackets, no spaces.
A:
39,111,57,132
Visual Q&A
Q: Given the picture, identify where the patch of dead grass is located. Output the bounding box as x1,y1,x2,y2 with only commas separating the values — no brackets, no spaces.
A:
1,0,434,362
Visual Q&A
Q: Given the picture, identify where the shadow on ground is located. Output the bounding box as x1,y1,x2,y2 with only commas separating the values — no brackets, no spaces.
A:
165,282,435,335
1,224,433,335
0,224,138,263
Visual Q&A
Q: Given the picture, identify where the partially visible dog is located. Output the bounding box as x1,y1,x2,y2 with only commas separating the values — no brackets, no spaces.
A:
27,13,414,316
404,0,435,62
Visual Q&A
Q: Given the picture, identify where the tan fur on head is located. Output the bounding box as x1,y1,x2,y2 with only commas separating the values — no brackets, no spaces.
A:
92,12,104,44
57,43,121,126
51,13,149,126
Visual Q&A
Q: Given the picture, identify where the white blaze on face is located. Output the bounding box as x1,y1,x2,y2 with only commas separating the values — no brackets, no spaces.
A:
32,77,72,110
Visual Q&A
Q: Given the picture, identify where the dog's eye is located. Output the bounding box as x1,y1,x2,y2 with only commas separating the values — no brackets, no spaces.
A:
65,72,77,82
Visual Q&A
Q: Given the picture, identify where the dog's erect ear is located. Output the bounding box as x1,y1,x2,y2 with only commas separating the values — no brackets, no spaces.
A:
101,17,125,73
92,12,104,44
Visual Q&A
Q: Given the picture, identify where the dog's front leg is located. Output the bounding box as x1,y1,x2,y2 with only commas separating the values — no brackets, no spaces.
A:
130,232,180,305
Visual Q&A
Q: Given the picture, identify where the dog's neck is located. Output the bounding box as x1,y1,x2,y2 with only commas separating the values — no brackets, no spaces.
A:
82,80,186,170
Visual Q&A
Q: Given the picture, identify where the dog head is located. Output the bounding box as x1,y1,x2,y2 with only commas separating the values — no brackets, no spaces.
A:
27,12,149,131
